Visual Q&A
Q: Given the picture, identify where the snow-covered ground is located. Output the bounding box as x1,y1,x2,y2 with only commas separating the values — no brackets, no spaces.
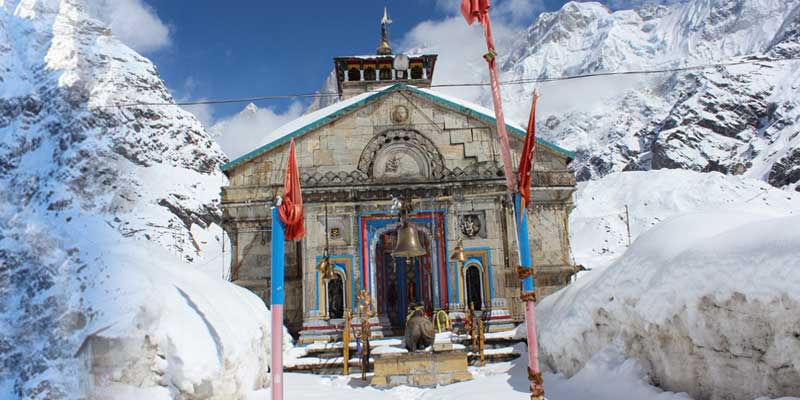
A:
569,169,800,270
532,183,800,399
249,345,694,400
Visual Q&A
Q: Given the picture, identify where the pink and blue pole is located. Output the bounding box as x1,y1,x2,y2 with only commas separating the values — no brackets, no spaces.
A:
515,193,543,399
270,206,285,400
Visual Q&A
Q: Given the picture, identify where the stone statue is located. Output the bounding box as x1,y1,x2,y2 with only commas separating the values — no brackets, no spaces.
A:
404,309,435,352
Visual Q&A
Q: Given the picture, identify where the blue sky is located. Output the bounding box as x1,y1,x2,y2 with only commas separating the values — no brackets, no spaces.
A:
132,0,581,124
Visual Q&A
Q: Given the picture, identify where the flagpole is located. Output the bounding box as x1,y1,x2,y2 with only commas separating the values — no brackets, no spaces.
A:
515,194,544,400
481,17,516,192
270,205,285,400
464,2,544,398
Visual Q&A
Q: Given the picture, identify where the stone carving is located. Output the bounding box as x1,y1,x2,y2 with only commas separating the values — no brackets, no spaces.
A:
404,309,435,352
357,129,445,179
391,105,409,123
373,145,428,180
459,214,483,238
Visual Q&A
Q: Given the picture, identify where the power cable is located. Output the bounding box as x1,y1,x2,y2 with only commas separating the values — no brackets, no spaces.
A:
100,56,800,109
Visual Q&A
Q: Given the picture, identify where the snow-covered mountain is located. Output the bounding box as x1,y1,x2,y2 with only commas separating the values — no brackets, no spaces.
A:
304,0,800,191
0,1,273,398
494,0,800,190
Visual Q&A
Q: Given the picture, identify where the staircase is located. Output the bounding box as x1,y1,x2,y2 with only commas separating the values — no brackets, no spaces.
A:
285,332,524,375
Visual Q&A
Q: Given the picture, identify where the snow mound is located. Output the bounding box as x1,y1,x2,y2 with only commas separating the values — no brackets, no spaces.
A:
570,169,800,269
87,239,275,399
0,1,287,398
529,210,800,399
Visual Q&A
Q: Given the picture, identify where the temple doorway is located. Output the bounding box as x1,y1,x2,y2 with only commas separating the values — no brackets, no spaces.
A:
375,231,433,328
465,265,483,311
326,273,345,319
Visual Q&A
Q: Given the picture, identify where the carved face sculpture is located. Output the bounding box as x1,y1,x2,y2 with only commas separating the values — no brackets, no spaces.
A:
460,215,482,238
391,105,409,123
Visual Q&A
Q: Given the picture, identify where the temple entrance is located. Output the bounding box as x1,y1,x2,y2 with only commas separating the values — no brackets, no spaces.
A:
375,231,433,328
326,273,345,319
465,265,483,311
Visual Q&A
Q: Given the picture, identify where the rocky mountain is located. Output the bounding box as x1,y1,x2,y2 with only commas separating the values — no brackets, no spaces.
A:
302,0,800,191
0,1,270,398
492,0,800,191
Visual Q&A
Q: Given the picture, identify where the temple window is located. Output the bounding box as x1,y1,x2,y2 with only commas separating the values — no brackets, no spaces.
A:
379,67,392,81
364,67,376,81
410,65,423,80
348,67,361,82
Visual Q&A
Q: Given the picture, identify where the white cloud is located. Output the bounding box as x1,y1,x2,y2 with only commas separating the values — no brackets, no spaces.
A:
210,103,305,159
493,0,546,25
430,0,544,24
90,0,171,53
399,4,520,103
181,101,215,128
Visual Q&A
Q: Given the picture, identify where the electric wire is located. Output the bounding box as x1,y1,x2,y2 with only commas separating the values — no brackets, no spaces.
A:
101,56,800,109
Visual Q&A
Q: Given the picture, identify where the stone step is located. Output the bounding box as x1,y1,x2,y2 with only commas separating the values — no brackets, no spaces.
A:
286,337,524,374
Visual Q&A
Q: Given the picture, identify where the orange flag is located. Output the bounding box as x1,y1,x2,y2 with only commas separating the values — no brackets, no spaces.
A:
278,139,305,240
461,0,491,25
517,91,539,209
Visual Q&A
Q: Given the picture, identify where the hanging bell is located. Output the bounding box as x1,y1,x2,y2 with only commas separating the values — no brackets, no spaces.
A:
317,246,334,280
322,264,336,281
392,222,427,258
450,238,467,263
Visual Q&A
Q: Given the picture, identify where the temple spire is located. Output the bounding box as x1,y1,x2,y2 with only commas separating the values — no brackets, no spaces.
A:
377,7,393,55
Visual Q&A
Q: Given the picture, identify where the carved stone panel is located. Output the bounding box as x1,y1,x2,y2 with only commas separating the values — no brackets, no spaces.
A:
357,129,445,180
373,143,429,181
458,212,486,239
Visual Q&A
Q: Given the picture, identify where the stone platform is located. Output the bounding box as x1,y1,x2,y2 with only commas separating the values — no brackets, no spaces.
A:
370,350,473,388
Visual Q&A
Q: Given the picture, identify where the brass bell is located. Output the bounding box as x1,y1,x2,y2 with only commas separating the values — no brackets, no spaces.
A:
450,238,467,263
391,222,427,258
321,264,335,281
317,248,334,280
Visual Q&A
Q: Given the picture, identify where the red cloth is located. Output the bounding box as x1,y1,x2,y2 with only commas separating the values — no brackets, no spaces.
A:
460,0,491,25
278,139,305,240
517,92,539,209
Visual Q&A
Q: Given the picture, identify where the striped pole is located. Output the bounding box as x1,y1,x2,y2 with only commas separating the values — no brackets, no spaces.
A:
515,193,543,400
270,206,285,400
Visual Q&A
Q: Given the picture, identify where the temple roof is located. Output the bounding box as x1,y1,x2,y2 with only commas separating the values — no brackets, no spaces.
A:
220,84,576,172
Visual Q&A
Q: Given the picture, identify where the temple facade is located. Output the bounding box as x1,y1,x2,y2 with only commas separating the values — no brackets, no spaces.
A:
219,12,578,341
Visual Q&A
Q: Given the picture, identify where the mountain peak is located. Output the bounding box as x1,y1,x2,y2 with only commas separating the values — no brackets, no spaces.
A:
243,102,259,114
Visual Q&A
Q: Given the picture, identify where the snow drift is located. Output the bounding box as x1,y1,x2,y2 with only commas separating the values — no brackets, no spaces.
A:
0,1,281,398
530,210,800,399
570,169,800,269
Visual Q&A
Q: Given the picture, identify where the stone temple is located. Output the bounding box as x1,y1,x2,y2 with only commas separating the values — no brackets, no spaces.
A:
219,13,578,342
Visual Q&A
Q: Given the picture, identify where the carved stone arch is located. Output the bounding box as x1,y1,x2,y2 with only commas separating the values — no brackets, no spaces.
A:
357,129,445,180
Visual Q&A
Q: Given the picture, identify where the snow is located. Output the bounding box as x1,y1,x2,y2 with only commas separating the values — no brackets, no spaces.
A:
245,345,700,400
0,1,278,398
527,203,800,398
569,169,800,269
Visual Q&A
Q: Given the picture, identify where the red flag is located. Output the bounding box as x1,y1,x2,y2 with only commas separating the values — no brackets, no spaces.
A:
278,139,305,240
461,0,490,25
518,91,539,209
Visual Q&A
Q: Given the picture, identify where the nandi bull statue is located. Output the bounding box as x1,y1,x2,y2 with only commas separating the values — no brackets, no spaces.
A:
404,306,435,352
